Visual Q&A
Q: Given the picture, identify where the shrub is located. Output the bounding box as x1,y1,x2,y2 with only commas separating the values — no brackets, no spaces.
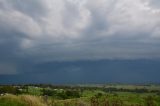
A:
0,86,20,95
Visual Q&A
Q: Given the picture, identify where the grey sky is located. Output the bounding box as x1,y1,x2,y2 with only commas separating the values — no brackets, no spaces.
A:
0,0,160,83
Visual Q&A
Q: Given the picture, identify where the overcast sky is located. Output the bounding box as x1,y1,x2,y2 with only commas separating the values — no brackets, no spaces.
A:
0,0,160,84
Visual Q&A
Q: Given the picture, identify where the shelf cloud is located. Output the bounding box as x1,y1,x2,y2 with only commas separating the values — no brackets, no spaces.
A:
0,0,160,83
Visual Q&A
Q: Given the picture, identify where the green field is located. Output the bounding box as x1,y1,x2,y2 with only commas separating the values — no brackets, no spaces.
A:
0,84,160,106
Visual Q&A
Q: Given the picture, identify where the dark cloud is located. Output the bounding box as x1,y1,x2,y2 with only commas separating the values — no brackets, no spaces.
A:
1,0,160,62
0,60,160,84
0,0,160,83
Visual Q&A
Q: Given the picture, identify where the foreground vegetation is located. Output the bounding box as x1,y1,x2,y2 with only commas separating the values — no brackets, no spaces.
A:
0,84,160,106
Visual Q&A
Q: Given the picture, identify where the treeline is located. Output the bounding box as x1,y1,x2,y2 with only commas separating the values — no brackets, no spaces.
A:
102,87,160,93
42,89,80,99
0,85,81,99
0,86,21,95
0,85,160,96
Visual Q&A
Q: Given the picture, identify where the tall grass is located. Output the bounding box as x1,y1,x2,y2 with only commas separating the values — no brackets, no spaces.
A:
0,94,26,106
20,95,46,106
0,93,160,106
0,94,47,106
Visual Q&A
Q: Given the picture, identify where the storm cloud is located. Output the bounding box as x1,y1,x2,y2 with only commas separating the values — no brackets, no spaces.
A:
0,0,160,83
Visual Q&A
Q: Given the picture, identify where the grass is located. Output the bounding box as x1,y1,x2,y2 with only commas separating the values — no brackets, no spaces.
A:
0,94,26,106
27,86,42,96
0,92,160,106
0,84,160,106
0,94,47,106
20,95,46,106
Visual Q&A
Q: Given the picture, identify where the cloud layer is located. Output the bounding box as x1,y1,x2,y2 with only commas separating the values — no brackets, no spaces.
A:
0,60,160,84
0,0,160,76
